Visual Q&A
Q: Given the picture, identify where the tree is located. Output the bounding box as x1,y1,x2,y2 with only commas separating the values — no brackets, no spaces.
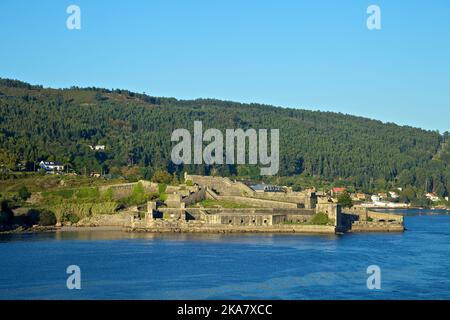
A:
0,149,16,172
400,187,416,203
18,186,31,201
152,169,172,184
337,192,353,208
0,200,14,225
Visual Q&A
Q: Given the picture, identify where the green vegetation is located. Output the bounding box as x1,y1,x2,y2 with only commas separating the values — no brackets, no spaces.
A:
337,192,353,208
35,209,56,226
158,183,168,201
152,170,172,184
24,208,57,226
309,212,331,225
1,78,450,202
18,186,31,200
0,200,14,225
125,182,148,205
196,199,256,208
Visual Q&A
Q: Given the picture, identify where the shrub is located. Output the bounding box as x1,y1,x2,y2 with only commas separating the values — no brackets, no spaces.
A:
128,182,148,205
38,209,57,226
102,187,114,201
65,213,80,224
152,170,172,184
91,202,118,215
309,212,330,225
0,200,14,225
24,209,40,225
337,191,353,208
18,186,31,201
186,179,193,186
159,193,168,201
158,183,167,194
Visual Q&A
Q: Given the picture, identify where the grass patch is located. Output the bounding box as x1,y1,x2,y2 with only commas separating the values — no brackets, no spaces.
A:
309,212,331,225
196,199,256,208
282,220,306,225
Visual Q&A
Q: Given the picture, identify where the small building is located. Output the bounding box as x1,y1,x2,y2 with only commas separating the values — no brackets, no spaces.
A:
15,162,27,171
331,187,346,197
389,191,399,199
39,161,64,173
89,145,106,151
355,193,367,200
371,195,381,202
250,183,284,193
426,193,440,202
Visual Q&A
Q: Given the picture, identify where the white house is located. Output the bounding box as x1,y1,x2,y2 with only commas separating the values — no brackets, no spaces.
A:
371,195,381,202
389,191,399,199
89,145,106,151
426,193,440,202
39,161,64,172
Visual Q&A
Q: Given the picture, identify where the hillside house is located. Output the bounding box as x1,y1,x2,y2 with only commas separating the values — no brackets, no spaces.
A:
39,161,64,173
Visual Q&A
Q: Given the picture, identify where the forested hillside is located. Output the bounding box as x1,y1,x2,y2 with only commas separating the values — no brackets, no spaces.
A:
1,78,449,197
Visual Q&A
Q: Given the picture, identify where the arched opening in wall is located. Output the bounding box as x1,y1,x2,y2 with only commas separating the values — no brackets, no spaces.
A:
263,219,267,224
240,219,244,225
252,219,256,224
228,219,232,224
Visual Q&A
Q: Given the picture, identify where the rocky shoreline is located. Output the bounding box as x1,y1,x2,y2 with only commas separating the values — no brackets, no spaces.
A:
0,225,57,234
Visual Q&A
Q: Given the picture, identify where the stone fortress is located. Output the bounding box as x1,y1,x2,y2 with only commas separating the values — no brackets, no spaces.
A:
125,173,404,234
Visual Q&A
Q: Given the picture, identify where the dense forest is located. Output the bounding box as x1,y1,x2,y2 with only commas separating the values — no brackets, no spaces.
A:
1,78,449,198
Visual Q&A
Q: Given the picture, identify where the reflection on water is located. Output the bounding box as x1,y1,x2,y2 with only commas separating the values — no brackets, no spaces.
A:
373,208,450,216
0,211,450,299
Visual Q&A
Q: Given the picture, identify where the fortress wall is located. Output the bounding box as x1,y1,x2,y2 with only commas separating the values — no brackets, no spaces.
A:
99,180,158,200
182,187,207,206
129,223,337,234
351,222,404,232
219,214,275,226
217,195,299,208
367,210,403,223
316,202,343,228
251,192,316,209
343,206,369,220
285,214,313,223
185,174,254,196
186,207,314,215
343,206,403,223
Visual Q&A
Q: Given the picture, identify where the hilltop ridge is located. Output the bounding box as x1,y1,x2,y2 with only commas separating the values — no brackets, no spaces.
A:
1,77,449,197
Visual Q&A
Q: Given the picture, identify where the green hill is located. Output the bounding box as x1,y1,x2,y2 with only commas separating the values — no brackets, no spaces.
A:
0,78,449,197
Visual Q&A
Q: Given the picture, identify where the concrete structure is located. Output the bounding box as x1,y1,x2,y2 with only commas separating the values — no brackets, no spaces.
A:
185,173,317,209
117,174,404,234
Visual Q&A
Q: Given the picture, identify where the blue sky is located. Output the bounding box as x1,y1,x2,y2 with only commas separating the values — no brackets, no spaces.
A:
0,0,449,132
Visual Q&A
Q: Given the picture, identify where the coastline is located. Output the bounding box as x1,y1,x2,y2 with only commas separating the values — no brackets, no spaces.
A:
5,208,448,235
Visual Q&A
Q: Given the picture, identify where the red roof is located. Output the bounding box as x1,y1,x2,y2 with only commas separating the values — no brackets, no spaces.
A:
332,187,347,193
